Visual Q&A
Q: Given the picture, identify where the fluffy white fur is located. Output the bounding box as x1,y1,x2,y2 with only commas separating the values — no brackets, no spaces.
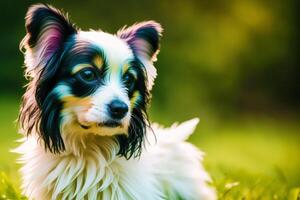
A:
17,5,216,199
15,119,216,200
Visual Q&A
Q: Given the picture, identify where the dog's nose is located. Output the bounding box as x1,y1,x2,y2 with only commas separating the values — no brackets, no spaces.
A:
108,99,128,119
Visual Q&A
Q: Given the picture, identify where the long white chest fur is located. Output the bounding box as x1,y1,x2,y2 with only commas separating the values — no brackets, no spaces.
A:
15,119,216,200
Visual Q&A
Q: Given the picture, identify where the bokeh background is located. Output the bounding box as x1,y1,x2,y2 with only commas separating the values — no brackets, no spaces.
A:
0,0,299,199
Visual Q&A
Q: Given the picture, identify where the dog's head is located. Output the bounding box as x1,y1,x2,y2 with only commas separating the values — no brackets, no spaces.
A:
19,4,162,158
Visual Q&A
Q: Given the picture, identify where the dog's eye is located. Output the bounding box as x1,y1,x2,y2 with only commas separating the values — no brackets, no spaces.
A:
78,68,97,83
123,73,135,91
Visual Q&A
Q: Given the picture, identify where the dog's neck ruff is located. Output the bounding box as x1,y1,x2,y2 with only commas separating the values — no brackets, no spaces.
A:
16,131,162,200
16,119,216,200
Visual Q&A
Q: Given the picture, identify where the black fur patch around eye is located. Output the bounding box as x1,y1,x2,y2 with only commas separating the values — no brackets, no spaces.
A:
116,58,151,159
124,59,148,98
60,41,107,97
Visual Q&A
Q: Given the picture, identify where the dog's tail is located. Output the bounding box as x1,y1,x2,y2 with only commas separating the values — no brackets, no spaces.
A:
149,118,200,144
145,118,216,200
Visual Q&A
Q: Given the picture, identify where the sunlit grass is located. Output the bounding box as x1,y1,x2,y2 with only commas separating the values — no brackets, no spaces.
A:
0,95,299,199
0,96,21,188
0,172,25,200
191,117,300,199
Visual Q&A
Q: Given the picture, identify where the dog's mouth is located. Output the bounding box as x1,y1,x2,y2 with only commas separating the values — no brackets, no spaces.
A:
79,120,122,129
99,120,122,128
80,124,90,129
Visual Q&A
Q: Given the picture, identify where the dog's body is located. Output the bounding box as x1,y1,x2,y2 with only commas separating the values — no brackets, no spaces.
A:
16,119,215,200
16,4,216,200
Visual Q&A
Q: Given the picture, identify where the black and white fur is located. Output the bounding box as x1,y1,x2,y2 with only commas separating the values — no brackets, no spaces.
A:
15,4,216,200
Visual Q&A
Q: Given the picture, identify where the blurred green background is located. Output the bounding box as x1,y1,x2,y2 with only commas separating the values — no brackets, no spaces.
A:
0,0,299,199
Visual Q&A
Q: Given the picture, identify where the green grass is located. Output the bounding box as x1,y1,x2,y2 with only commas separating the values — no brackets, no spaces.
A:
0,96,299,199
192,119,300,199
0,95,25,199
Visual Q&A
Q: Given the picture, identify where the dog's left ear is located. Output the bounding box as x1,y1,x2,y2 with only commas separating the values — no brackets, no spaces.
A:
19,4,76,153
20,4,77,78
117,21,163,90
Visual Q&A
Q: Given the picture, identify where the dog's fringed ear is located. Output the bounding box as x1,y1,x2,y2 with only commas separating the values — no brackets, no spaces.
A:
19,4,76,153
117,21,162,90
20,4,76,78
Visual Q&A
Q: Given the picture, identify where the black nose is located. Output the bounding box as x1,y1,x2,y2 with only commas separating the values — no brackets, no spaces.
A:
108,100,128,119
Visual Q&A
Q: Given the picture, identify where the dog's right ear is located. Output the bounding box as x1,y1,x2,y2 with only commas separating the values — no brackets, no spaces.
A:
21,4,76,78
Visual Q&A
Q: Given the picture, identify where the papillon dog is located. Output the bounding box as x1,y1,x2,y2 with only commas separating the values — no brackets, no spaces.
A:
15,4,216,200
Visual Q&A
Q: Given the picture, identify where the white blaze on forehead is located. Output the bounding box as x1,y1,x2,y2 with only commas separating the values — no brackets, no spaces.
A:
76,31,132,126
77,31,134,70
